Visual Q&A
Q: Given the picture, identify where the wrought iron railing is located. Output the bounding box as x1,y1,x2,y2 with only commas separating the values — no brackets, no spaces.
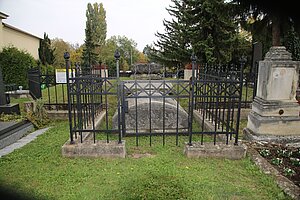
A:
65,53,245,146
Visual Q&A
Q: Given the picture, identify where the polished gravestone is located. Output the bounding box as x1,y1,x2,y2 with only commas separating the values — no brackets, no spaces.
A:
0,120,34,149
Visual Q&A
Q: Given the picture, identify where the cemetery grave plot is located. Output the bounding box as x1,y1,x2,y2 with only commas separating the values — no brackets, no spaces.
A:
250,142,300,187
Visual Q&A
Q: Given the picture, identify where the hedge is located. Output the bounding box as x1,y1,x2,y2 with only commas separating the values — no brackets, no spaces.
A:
0,46,36,89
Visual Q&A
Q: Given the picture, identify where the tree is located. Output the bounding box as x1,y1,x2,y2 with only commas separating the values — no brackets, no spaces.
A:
143,44,157,63
82,2,107,67
70,44,84,65
285,27,300,61
51,38,72,68
115,36,138,71
136,52,148,63
152,0,244,67
152,0,194,67
38,32,55,65
231,0,300,47
100,36,118,69
0,46,36,88
101,35,139,73
187,0,239,64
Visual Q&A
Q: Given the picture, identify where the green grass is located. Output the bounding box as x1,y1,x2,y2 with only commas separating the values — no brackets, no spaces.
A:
41,84,68,104
0,120,290,200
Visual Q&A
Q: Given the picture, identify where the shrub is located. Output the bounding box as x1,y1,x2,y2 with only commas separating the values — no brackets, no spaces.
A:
0,113,24,122
26,99,49,128
0,46,36,89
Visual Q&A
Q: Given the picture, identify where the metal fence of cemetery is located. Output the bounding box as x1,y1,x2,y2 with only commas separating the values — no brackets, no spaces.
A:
64,52,245,146
27,65,103,111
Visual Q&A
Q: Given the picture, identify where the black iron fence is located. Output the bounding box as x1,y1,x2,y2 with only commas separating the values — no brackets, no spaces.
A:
39,70,67,110
4,84,18,93
28,68,41,100
64,55,110,144
194,61,245,145
27,65,103,110
65,53,245,146
28,67,67,110
200,62,257,109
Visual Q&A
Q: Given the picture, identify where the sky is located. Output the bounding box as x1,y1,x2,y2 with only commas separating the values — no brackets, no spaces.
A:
0,0,172,51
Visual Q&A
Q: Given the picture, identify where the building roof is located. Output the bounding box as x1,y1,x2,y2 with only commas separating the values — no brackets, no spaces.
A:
2,22,42,40
0,12,9,19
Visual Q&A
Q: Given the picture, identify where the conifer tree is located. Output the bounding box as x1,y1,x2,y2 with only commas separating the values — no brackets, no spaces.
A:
152,0,241,67
82,2,107,67
153,0,191,67
231,0,300,57
38,32,55,65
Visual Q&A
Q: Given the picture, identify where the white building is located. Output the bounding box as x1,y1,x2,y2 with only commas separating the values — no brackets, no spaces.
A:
0,12,41,59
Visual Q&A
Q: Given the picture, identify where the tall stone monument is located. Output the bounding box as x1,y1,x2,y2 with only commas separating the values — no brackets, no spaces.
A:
244,46,300,142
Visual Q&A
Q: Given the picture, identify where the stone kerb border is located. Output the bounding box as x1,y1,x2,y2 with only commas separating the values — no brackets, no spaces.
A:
184,110,247,160
246,145,300,199
184,142,247,160
61,111,126,158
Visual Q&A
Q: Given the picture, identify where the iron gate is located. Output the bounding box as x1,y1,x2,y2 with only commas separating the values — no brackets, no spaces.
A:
65,53,244,146
28,68,42,100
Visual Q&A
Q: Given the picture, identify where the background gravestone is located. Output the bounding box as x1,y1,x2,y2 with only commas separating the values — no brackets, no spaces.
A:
131,63,162,79
0,67,20,114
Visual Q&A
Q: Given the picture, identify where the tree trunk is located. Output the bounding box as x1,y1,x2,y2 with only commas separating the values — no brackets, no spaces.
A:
272,15,281,46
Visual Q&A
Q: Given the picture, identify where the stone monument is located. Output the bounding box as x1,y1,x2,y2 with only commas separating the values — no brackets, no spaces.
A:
244,46,300,142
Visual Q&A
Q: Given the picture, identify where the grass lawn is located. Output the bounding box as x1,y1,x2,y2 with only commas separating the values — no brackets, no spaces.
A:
0,120,290,200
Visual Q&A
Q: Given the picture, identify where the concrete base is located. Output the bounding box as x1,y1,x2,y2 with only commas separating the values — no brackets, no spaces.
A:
47,110,69,120
247,111,300,136
62,140,126,158
24,101,69,120
252,97,299,117
243,127,300,144
0,103,20,115
184,142,247,160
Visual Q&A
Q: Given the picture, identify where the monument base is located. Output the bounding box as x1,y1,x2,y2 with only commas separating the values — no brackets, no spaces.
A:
0,103,20,115
243,128,300,144
247,110,300,136
252,97,299,117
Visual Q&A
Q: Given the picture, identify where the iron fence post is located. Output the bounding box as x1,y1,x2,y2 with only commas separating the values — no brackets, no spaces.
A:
64,52,74,144
114,49,122,144
188,53,197,146
235,56,246,145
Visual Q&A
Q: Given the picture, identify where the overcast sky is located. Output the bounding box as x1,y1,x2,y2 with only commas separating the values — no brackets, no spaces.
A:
0,0,172,51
